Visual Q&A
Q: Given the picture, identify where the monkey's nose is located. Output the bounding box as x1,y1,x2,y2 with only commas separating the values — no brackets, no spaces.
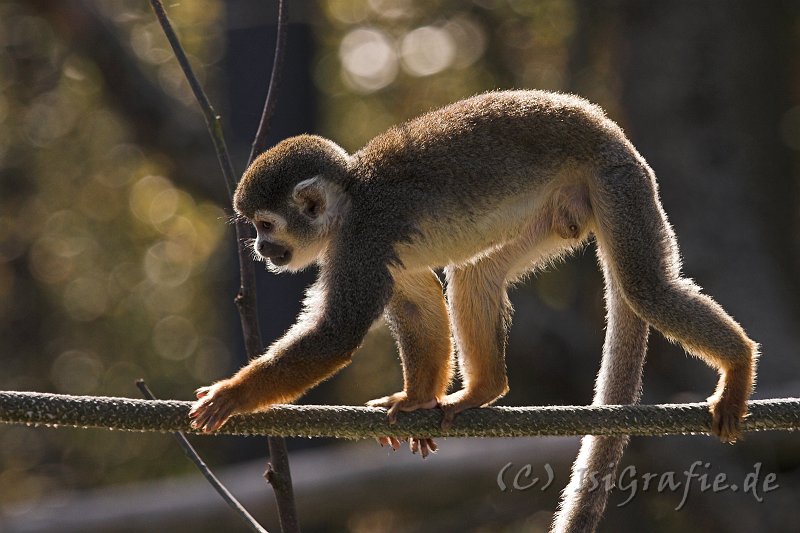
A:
258,240,292,266
258,240,281,254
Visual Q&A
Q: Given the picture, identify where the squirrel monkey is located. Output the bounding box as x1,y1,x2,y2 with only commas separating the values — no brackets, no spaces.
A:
189,90,758,531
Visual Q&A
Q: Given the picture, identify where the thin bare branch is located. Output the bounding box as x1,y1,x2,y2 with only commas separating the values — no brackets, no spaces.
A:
249,0,289,163
219,0,297,528
136,380,269,533
237,3,300,530
265,436,299,533
146,1,299,531
147,0,238,197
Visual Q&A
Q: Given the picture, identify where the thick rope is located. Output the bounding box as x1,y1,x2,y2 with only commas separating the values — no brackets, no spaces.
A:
0,391,797,439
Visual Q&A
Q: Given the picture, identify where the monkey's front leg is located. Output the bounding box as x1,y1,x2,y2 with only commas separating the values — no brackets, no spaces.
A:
189,344,354,433
367,269,453,456
191,252,394,433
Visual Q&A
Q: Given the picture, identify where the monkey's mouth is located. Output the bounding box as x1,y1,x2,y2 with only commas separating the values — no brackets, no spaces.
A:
268,249,292,266
258,241,293,266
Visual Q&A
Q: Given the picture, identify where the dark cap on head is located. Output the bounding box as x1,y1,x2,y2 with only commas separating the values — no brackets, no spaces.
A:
234,135,350,219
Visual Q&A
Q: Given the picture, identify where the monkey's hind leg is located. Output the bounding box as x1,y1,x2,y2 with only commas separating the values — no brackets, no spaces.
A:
367,268,453,429
440,256,514,428
594,162,758,443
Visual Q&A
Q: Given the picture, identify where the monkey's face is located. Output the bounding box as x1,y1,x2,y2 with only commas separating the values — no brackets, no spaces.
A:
247,176,350,273
252,211,294,269
234,135,352,272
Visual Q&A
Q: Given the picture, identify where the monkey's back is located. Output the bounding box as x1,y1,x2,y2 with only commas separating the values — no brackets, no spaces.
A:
354,90,636,201
350,90,637,263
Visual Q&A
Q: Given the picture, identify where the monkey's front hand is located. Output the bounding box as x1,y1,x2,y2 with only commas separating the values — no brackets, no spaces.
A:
189,381,244,433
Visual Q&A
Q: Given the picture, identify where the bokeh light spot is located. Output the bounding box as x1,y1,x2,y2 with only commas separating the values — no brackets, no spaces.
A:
50,349,104,394
144,240,192,287
189,336,232,381
63,277,109,321
339,27,398,93
130,175,174,225
153,315,198,361
400,26,455,77
443,15,487,69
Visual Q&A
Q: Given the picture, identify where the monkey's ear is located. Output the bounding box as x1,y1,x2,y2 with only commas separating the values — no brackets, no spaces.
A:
292,177,328,220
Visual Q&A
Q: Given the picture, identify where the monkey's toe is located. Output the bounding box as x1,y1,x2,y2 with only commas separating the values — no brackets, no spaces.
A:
410,437,437,458
367,391,438,424
439,389,498,429
708,393,746,444
370,393,439,457
377,436,404,450
376,436,437,458
709,403,744,444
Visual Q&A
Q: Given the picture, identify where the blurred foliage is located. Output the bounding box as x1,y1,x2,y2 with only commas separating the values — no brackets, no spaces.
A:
0,0,233,508
1,0,799,531
315,0,579,151
0,0,598,510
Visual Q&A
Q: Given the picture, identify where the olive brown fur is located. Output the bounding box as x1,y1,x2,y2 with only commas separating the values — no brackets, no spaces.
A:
189,90,759,533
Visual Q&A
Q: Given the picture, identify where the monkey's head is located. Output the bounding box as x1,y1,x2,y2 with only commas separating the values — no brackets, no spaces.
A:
233,135,352,272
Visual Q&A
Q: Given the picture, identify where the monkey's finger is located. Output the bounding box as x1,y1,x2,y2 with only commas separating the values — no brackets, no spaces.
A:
195,386,212,399
389,437,403,451
203,409,232,433
414,438,437,458
188,397,212,418
205,395,238,433
377,436,391,448
189,406,214,431
713,412,740,444
419,440,429,458
410,438,419,455
192,401,223,431
193,403,228,433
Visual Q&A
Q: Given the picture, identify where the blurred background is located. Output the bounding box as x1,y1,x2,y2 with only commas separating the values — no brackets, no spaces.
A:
1,0,799,531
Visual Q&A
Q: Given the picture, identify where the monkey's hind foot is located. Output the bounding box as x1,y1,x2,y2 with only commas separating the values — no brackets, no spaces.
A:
366,391,438,424
707,366,752,444
376,436,438,458
368,392,439,458
708,391,748,444
439,387,505,429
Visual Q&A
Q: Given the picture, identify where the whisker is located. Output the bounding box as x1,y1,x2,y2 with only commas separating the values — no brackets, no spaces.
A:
243,238,263,262
227,213,249,225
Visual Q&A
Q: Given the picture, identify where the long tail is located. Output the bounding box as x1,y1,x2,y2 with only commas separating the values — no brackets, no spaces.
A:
552,160,658,532
550,253,649,532
553,156,756,530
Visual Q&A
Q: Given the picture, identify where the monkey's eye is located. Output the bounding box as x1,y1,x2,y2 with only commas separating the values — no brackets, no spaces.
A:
260,221,273,232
